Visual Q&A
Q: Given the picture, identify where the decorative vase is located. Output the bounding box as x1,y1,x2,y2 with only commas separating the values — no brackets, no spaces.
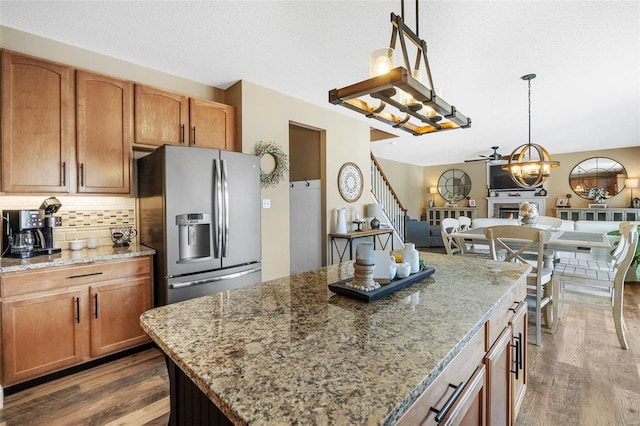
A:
370,216,380,229
403,243,419,274
396,262,411,279
518,201,539,225
336,208,347,234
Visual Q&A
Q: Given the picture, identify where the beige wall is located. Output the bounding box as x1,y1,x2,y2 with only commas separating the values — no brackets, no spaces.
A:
230,81,370,281
374,158,425,219
417,146,640,217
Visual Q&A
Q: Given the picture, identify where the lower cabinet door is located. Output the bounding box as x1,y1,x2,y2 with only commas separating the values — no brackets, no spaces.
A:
509,301,528,423
2,289,87,385
485,326,512,425
89,277,152,357
440,364,487,426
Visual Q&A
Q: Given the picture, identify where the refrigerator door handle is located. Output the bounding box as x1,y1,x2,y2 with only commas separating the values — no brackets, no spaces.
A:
213,158,223,258
169,267,262,289
221,159,230,257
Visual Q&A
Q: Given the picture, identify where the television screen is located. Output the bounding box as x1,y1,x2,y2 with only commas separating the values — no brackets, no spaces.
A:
489,165,536,190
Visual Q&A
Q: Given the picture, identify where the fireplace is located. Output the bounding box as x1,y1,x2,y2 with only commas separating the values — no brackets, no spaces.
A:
486,194,548,218
498,204,520,219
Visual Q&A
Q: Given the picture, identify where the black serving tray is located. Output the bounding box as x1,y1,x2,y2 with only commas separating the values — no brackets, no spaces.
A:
328,267,435,303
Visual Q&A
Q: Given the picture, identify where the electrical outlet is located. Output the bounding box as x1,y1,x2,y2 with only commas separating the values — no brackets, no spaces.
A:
262,199,271,209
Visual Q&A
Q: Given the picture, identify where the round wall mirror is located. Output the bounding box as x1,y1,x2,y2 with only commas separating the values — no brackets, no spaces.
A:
569,157,627,199
438,169,472,202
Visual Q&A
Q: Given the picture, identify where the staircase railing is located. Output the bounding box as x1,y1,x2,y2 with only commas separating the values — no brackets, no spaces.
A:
370,152,407,243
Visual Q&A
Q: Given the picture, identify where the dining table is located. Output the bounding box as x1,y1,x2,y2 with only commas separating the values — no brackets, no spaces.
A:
449,227,611,254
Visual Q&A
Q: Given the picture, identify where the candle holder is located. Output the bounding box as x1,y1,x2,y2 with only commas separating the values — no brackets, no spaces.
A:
347,242,380,291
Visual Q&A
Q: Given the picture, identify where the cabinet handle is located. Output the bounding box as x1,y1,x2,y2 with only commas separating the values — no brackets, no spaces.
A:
192,126,196,145
94,294,99,319
75,297,80,324
68,272,103,279
180,124,185,144
62,162,66,186
509,300,524,313
430,381,465,423
511,332,523,379
80,163,85,187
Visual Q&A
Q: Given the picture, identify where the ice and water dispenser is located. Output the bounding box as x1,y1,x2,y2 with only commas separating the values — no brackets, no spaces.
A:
176,213,211,261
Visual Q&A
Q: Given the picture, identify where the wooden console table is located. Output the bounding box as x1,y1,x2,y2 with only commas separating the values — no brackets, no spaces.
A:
329,228,394,263
424,207,476,226
554,207,640,222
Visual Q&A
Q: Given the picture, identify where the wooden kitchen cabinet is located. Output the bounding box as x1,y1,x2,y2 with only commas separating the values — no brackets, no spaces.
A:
398,328,486,425
485,327,512,425
89,277,152,357
0,256,152,387
76,70,132,194
509,301,527,423
134,84,237,151
1,50,71,193
1,288,86,385
134,84,188,146
189,98,236,151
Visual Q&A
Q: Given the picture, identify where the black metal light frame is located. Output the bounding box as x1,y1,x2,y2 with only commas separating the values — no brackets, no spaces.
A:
329,11,471,136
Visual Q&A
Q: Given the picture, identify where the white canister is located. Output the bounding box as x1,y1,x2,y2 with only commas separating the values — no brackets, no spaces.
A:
396,262,411,279
403,243,419,274
336,208,347,234
87,236,99,249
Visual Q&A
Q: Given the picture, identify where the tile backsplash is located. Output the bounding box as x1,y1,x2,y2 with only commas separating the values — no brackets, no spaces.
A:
1,196,137,249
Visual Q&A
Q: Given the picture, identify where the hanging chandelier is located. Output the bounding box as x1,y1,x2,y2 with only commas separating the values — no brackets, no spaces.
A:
503,74,559,188
328,0,471,136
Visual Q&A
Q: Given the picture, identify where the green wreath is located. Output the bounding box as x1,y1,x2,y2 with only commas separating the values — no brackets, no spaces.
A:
255,141,289,188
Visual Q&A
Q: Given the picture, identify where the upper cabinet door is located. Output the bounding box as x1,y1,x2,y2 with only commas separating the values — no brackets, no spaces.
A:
1,51,71,193
134,84,188,147
76,70,132,194
189,98,236,151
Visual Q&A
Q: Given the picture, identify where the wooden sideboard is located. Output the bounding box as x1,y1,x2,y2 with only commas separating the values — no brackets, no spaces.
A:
554,208,640,222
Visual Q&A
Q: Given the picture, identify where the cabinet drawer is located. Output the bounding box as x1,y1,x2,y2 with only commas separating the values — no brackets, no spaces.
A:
486,283,526,350
1,257,152,297
398,327,485,425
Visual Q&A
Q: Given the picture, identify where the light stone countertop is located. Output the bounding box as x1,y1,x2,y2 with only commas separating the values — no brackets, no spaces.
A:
140,252,530,425
0,244,155,273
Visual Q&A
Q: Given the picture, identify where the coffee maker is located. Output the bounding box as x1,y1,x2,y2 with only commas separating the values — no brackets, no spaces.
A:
39,197,63,250
2,204,62,258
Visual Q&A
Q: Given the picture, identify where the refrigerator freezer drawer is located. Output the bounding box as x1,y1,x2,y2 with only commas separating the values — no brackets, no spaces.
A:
165,265,261,305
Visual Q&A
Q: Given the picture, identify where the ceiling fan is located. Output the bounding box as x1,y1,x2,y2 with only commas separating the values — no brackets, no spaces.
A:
464,146,507,164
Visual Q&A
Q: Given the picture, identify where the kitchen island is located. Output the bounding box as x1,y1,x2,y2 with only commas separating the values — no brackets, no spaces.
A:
140,252,530,425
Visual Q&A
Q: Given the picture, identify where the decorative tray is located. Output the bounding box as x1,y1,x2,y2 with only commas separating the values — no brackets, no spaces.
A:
328,267,435,303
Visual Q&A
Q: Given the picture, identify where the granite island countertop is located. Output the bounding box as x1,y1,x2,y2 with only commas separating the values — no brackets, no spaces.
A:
140,252,530,425
0,244,156,273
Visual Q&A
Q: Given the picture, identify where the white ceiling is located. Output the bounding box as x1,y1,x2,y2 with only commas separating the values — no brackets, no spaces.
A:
1,0,638,166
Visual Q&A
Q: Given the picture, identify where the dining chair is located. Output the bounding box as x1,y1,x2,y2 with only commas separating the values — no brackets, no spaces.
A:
551,222,638,349
555,229,627,271
535,216,563,228
441,218,462,255
458,216,471,230
484,225,553,346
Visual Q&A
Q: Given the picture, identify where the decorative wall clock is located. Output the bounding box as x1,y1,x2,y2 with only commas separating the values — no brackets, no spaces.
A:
338,162,363,202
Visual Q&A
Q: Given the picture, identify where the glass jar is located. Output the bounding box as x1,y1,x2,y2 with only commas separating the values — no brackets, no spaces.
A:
519,201,539,225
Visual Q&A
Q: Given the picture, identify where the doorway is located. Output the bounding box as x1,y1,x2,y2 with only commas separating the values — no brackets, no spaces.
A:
289,123,325,274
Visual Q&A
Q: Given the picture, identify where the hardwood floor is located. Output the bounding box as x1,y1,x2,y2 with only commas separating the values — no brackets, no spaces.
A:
0,348,170,425
1,284,639,425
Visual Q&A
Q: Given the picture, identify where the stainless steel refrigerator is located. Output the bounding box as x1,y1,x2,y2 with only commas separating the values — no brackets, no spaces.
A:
138,145,261,306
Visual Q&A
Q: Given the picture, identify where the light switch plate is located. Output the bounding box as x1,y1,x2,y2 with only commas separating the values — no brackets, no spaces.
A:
262,199,271,208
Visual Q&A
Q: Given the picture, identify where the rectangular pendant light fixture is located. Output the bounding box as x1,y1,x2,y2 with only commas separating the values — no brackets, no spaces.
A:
329,10,471,136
